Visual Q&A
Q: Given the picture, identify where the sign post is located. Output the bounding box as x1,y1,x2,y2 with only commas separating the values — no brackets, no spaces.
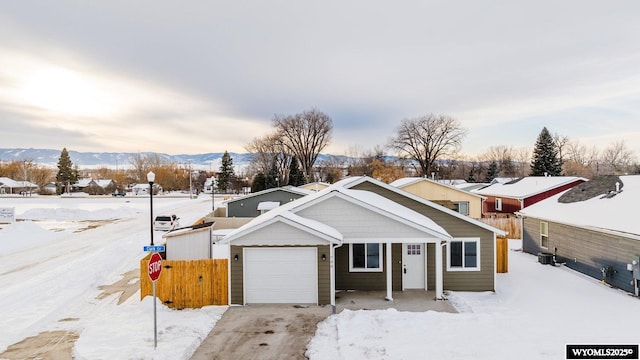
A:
148,252,162,348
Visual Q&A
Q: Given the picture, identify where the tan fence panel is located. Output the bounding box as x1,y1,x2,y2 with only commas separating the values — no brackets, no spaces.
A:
140,258,228,309
496,236,509,273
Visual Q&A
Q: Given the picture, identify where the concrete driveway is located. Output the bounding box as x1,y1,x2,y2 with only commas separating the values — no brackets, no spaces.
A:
189,304,331,360
189,291,456,360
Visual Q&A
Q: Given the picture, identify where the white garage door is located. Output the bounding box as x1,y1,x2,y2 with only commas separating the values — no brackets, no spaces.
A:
244,247,318,304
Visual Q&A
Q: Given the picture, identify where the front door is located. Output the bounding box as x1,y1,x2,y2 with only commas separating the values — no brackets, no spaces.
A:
402,243,425,289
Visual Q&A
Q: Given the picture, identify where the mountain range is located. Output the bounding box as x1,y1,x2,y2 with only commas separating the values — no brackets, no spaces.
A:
0,148,349,171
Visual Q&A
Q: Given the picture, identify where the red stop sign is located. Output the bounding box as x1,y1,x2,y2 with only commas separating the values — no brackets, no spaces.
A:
148,252,162,281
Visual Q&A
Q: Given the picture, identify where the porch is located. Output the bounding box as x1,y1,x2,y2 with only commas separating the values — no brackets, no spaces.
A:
334,290,457,313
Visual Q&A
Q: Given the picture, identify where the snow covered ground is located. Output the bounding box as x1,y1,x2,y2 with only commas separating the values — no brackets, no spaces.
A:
0,195,638,359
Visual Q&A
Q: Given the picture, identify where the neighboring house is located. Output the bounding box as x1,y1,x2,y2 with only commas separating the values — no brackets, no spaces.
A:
43,182,57,194
0,177,39,194
518,175,640,294
219,176,505,306
225,187,311,217
131,183,162,195
475,176,586,215
298,182,331,192
390,177,485,219
73,178,116,193
203,177,218,194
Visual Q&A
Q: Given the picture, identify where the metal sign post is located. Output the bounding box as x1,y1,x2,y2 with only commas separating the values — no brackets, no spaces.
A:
148,252,163,348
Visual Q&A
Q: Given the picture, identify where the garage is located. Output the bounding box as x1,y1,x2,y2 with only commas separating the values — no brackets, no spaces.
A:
244,247,318,304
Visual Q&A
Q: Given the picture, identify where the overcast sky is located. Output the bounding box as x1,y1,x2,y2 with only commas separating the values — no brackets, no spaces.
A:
1,1,639,158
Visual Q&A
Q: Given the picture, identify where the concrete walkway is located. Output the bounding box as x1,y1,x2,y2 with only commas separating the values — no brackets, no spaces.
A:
190,291,456,360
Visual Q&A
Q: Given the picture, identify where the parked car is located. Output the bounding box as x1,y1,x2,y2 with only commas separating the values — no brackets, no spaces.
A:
112,190,126,197
153,214,179,231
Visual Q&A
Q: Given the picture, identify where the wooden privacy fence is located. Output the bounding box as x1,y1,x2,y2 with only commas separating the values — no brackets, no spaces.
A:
140,256,228,309
496,236,509,273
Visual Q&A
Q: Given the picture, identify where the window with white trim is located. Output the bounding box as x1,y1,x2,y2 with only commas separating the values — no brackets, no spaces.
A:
540,222,549,249
349,243,383,272
453,201,470,216
495,198,502,211
447,238,480,271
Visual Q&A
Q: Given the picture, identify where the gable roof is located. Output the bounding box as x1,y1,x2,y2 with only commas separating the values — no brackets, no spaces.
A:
223,186,311,205
221,209,343,244
390,177,486,200
0,177,38,188
335,176,506,236
221,180,457,244
517,175,640,239
475,176,586,199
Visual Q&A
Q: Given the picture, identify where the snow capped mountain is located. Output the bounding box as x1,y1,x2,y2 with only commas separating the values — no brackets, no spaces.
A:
0,148,255,170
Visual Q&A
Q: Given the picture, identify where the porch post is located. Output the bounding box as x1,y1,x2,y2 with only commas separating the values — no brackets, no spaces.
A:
435,240,444,299
385,242,393,301
330,245,336,306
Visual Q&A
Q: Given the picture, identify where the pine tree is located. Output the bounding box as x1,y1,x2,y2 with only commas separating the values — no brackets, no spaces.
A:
266,161,279,189
251,173,267,192
217,151,235,193
485,161,498,183
56,148,77,194
287,157,306,186
466,168,476,183
530,127,562,176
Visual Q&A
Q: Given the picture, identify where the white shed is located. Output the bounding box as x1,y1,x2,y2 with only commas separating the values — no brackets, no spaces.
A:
163,223,215,260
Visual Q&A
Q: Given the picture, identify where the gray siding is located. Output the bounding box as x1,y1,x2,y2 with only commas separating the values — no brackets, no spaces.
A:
227,191,305,217
353,182,495,291
335,244,402,291
523,217,639,293
229,245,331,305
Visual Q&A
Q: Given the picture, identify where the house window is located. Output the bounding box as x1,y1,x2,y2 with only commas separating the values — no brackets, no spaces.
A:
495,198,502,211
540,222,549,249
453,201,470,216
349,243,383,272
447,238,480,271
407,244,421,255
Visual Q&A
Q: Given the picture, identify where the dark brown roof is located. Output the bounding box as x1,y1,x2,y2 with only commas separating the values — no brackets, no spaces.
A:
558,175,623,203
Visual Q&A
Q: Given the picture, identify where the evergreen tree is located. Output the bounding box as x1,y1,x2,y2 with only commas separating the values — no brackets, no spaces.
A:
251,173,267,192
266,161,279,189
485,161,498,183
56,148,77,194
287,157,306,186
530,127,562,176
466,168,476,183
217,151,235,193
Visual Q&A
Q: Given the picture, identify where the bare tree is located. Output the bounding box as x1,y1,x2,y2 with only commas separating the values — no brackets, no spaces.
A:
245,132,291,184
273,108,333,182
564,139,599,177
481,145,518,177
553,132,570,166
388,114,467,177
601,140,635,175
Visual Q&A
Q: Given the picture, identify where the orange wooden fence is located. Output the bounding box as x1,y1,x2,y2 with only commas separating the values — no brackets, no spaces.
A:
496,236,509,273
140,256,228,309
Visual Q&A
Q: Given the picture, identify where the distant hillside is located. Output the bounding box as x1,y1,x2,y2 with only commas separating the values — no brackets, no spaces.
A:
0,148,353,171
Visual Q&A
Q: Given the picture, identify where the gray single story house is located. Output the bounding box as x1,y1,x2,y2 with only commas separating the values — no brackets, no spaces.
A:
518,175,640,294
224,186,311,217
219,176,505,305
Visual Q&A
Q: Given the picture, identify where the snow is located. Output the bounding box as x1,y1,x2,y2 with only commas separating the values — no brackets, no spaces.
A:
1,195,639,359
306,240,640,360
518,175,640,237
476,176,585,198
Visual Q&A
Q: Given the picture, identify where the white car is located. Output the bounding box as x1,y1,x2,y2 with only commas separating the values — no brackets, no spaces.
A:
153,214,180,231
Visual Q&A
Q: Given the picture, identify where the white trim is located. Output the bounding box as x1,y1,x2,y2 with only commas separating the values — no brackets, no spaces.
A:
495,198,503,211
446,237,481,272
540,221,549,249
349,243,383,272
435,241,443,299
385,242,393,301
343,237,440,244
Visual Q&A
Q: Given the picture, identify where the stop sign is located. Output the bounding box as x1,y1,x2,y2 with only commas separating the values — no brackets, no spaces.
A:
148,252,162,281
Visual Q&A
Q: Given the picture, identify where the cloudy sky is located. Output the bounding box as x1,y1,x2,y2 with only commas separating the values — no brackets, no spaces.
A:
1,1,639,158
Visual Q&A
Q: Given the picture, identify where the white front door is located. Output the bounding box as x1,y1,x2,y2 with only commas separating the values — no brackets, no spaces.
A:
402,243,425,289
